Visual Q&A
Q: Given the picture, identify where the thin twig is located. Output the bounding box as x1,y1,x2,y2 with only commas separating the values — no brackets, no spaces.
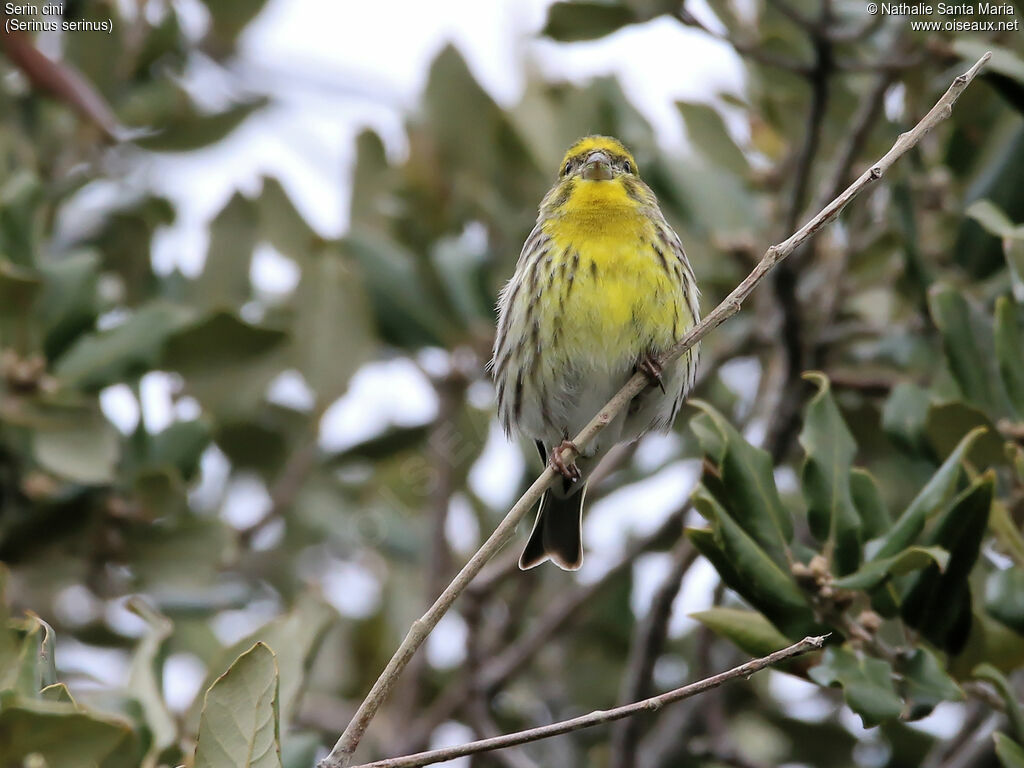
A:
350,636,828,768
404,505,688,748
317,52,991,768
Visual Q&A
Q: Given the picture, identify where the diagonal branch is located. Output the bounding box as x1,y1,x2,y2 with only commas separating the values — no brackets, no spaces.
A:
317,51,991,768
350,636,828,768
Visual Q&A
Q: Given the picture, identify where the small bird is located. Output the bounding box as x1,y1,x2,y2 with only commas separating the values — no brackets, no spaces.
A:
491,136,700,571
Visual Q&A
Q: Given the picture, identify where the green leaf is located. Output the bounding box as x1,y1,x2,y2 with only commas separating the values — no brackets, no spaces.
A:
902,473,994,653
164,311,287,372
54,302,194,389
967,200,1024,239
850,468,889,541
0,615,54,696
191,193,257,310
32,414,120,485
126,599,177,759
871,426,986,561
0,261,42,347
0,261,42,318
995,296,1024,415
809,646,903,727
974,664,1024,741
690,491,816,639
194,642,281,768
292,247,372,406
833,546,949,591
541,2,638,41
928,285,1015,419
345,232,456,349
925,402,1005,468
900,647,964,720
986,568,1024,635
147,419,211,482
37,251,100,359
136,100,266,152
995,733,1024,768
798,373,861,574
881,382,932,455
690,401,793,566
187,596,336,734
0,697,139,768
132,466,188,520
207,0,271,46
690,607,792,658
677,101,749,176
1006,239,1024,304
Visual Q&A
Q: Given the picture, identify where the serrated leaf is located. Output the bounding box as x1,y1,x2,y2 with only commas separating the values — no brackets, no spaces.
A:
690,401,792,565
690,491,816,639
902,474,994,653
810,646,903,727
833,546,949,591
870,426,986,561
901,647,964,720
690,607,791,658
194,642,281,768
799,373,861,574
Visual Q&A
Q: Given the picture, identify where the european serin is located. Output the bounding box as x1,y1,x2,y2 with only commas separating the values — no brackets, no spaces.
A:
491,135,700,571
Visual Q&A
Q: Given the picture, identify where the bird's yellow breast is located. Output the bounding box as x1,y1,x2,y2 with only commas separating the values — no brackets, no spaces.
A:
535,182,687,369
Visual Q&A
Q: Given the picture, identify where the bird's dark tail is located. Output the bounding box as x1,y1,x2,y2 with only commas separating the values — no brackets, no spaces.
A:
519,484,587,571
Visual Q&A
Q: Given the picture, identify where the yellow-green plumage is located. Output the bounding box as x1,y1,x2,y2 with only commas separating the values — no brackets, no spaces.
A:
491,136,699,571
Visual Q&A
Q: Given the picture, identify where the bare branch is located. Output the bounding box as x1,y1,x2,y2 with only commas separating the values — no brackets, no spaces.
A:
351,636,828,768
316,52,991,768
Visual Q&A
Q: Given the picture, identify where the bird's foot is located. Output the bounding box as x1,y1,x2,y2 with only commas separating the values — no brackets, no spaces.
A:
636,354,665,393
549,440,582,482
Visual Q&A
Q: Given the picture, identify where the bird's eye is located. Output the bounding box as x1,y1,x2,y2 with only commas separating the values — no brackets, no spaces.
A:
623,160,633,174
562,161,572,176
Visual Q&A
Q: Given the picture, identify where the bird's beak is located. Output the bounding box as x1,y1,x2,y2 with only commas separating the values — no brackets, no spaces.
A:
581,151,613,181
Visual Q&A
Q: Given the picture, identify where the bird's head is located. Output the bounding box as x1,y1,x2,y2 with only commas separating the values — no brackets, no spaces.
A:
558,135,638,182
540,136,652,219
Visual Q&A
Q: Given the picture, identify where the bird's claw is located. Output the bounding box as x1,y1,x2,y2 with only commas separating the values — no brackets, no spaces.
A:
550,440,582,482
637,355,665,393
